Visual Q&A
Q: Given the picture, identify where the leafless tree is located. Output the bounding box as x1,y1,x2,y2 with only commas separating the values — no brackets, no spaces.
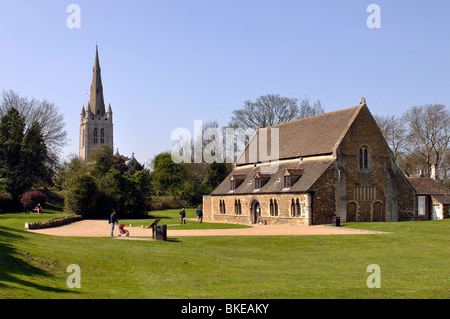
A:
299,95,325,119
0,89,68,163
404,104,450,177
228,94,325,130
374,114,407,164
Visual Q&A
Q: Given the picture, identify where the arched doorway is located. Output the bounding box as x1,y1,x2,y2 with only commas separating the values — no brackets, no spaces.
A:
250,199,261,224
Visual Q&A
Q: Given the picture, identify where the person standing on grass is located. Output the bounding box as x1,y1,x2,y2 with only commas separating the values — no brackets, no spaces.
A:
109,210,119,237
196,205,203,223
179,208,186,225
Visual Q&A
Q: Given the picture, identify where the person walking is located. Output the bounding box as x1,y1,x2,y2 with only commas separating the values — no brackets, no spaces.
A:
179,208,186,225
196,206,203,223
109,210,119,237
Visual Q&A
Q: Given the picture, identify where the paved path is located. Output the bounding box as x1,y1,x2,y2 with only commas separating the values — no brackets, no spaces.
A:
27,220,390,238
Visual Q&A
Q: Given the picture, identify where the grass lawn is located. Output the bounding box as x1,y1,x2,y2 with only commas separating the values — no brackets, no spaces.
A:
0,204,449,299
120,208,251,230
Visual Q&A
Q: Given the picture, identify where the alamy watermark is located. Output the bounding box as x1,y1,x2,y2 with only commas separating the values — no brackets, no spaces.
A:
66,4,81,29
66,264,81,289
366,264,381,288
171,121,280,173
366,4,381,29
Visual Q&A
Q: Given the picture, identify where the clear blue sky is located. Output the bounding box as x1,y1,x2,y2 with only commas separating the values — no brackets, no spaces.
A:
0,0,449,165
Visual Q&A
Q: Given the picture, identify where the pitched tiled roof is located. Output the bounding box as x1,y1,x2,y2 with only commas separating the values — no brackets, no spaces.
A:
407,177,450,204
235,105,363,165
211,157,334,195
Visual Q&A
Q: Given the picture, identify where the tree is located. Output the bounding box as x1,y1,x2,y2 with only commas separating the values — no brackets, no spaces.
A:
202,162,232,192
0,108,50,198
299,95,325,119
404,104,450,177
374,114,407,164
151,152,186,197
0,89,68,163
63,172,99,217
228,94,325,130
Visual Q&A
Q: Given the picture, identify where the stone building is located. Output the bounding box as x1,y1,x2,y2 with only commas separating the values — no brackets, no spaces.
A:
408,175,450,221
203,98,416,225
79,45,114,161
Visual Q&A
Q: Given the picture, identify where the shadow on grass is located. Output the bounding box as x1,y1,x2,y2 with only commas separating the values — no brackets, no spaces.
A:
0,226,75,294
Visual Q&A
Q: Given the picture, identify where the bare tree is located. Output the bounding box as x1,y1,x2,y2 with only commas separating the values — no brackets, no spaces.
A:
404,104,450,177
229,94,325,130
0,89,68,163
229,94,300,129
374,114,407,164
299,95,325,119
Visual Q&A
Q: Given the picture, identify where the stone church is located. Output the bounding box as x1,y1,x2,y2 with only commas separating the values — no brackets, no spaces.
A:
203,99,416,225
79,45,114,161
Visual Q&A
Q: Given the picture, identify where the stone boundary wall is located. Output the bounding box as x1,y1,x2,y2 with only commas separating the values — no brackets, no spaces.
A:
26,215,82,230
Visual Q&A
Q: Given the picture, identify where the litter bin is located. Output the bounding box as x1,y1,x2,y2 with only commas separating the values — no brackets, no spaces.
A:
332,216,341,227
155,224,167,241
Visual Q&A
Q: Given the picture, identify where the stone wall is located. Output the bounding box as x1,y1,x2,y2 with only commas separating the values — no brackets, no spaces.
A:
26,215,82,230
205,193,311,226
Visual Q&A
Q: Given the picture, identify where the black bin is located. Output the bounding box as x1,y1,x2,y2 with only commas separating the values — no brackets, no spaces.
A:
332,216,341,227
155,224,167,241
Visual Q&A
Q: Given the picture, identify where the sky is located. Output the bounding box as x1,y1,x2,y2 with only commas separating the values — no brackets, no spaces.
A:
0,0,449,165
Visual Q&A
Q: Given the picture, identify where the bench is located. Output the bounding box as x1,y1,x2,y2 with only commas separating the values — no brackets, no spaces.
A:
148,219,161,239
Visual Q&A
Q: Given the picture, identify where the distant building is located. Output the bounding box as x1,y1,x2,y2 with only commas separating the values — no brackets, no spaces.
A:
203,98,416,225
79,45,113,161
408,176,450,220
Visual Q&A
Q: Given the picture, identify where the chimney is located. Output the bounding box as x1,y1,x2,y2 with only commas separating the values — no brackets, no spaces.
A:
430,164,437,180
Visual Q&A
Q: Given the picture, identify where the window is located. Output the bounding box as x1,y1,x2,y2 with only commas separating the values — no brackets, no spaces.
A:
219,200,226,214
270,199,278,216
291,198,302,217
230,180,236,191
93,128,98,144
255,177,261,189
418,196,425,216
284,176,291,188
235,199,242,215
100,129,105,144
359,146,369,170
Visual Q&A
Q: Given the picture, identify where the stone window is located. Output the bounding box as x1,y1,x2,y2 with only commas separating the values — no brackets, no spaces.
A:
291,198,302,217
270,199,279,216
235,199,242,215
100,129,105,144
93,128,98,144
219,200,226,214
359,146,369,170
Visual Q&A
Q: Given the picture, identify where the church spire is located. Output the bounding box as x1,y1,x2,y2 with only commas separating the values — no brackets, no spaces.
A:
88,45,106,116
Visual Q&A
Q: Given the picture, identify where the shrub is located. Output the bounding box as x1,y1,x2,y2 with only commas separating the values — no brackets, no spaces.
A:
20,190,47,212
63,172,99,218
0,189,13,211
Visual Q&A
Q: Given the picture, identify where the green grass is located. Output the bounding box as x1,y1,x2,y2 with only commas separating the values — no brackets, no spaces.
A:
120,208,251,230
0,207,449,298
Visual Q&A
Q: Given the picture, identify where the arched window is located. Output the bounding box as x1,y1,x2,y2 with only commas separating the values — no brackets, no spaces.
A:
234,199,242,215
270,199,278,216
93,128,98,144
219,200,226,215
296,199,301,217
274,199,278,216
291,199,296,217
100,129,105,144
359,146,369,170
269,199,273,216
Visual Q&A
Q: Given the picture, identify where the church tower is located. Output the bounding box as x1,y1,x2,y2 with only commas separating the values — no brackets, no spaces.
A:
79,45,113,161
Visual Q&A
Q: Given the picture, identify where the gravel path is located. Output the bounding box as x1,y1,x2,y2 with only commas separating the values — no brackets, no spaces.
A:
26,220,389,238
